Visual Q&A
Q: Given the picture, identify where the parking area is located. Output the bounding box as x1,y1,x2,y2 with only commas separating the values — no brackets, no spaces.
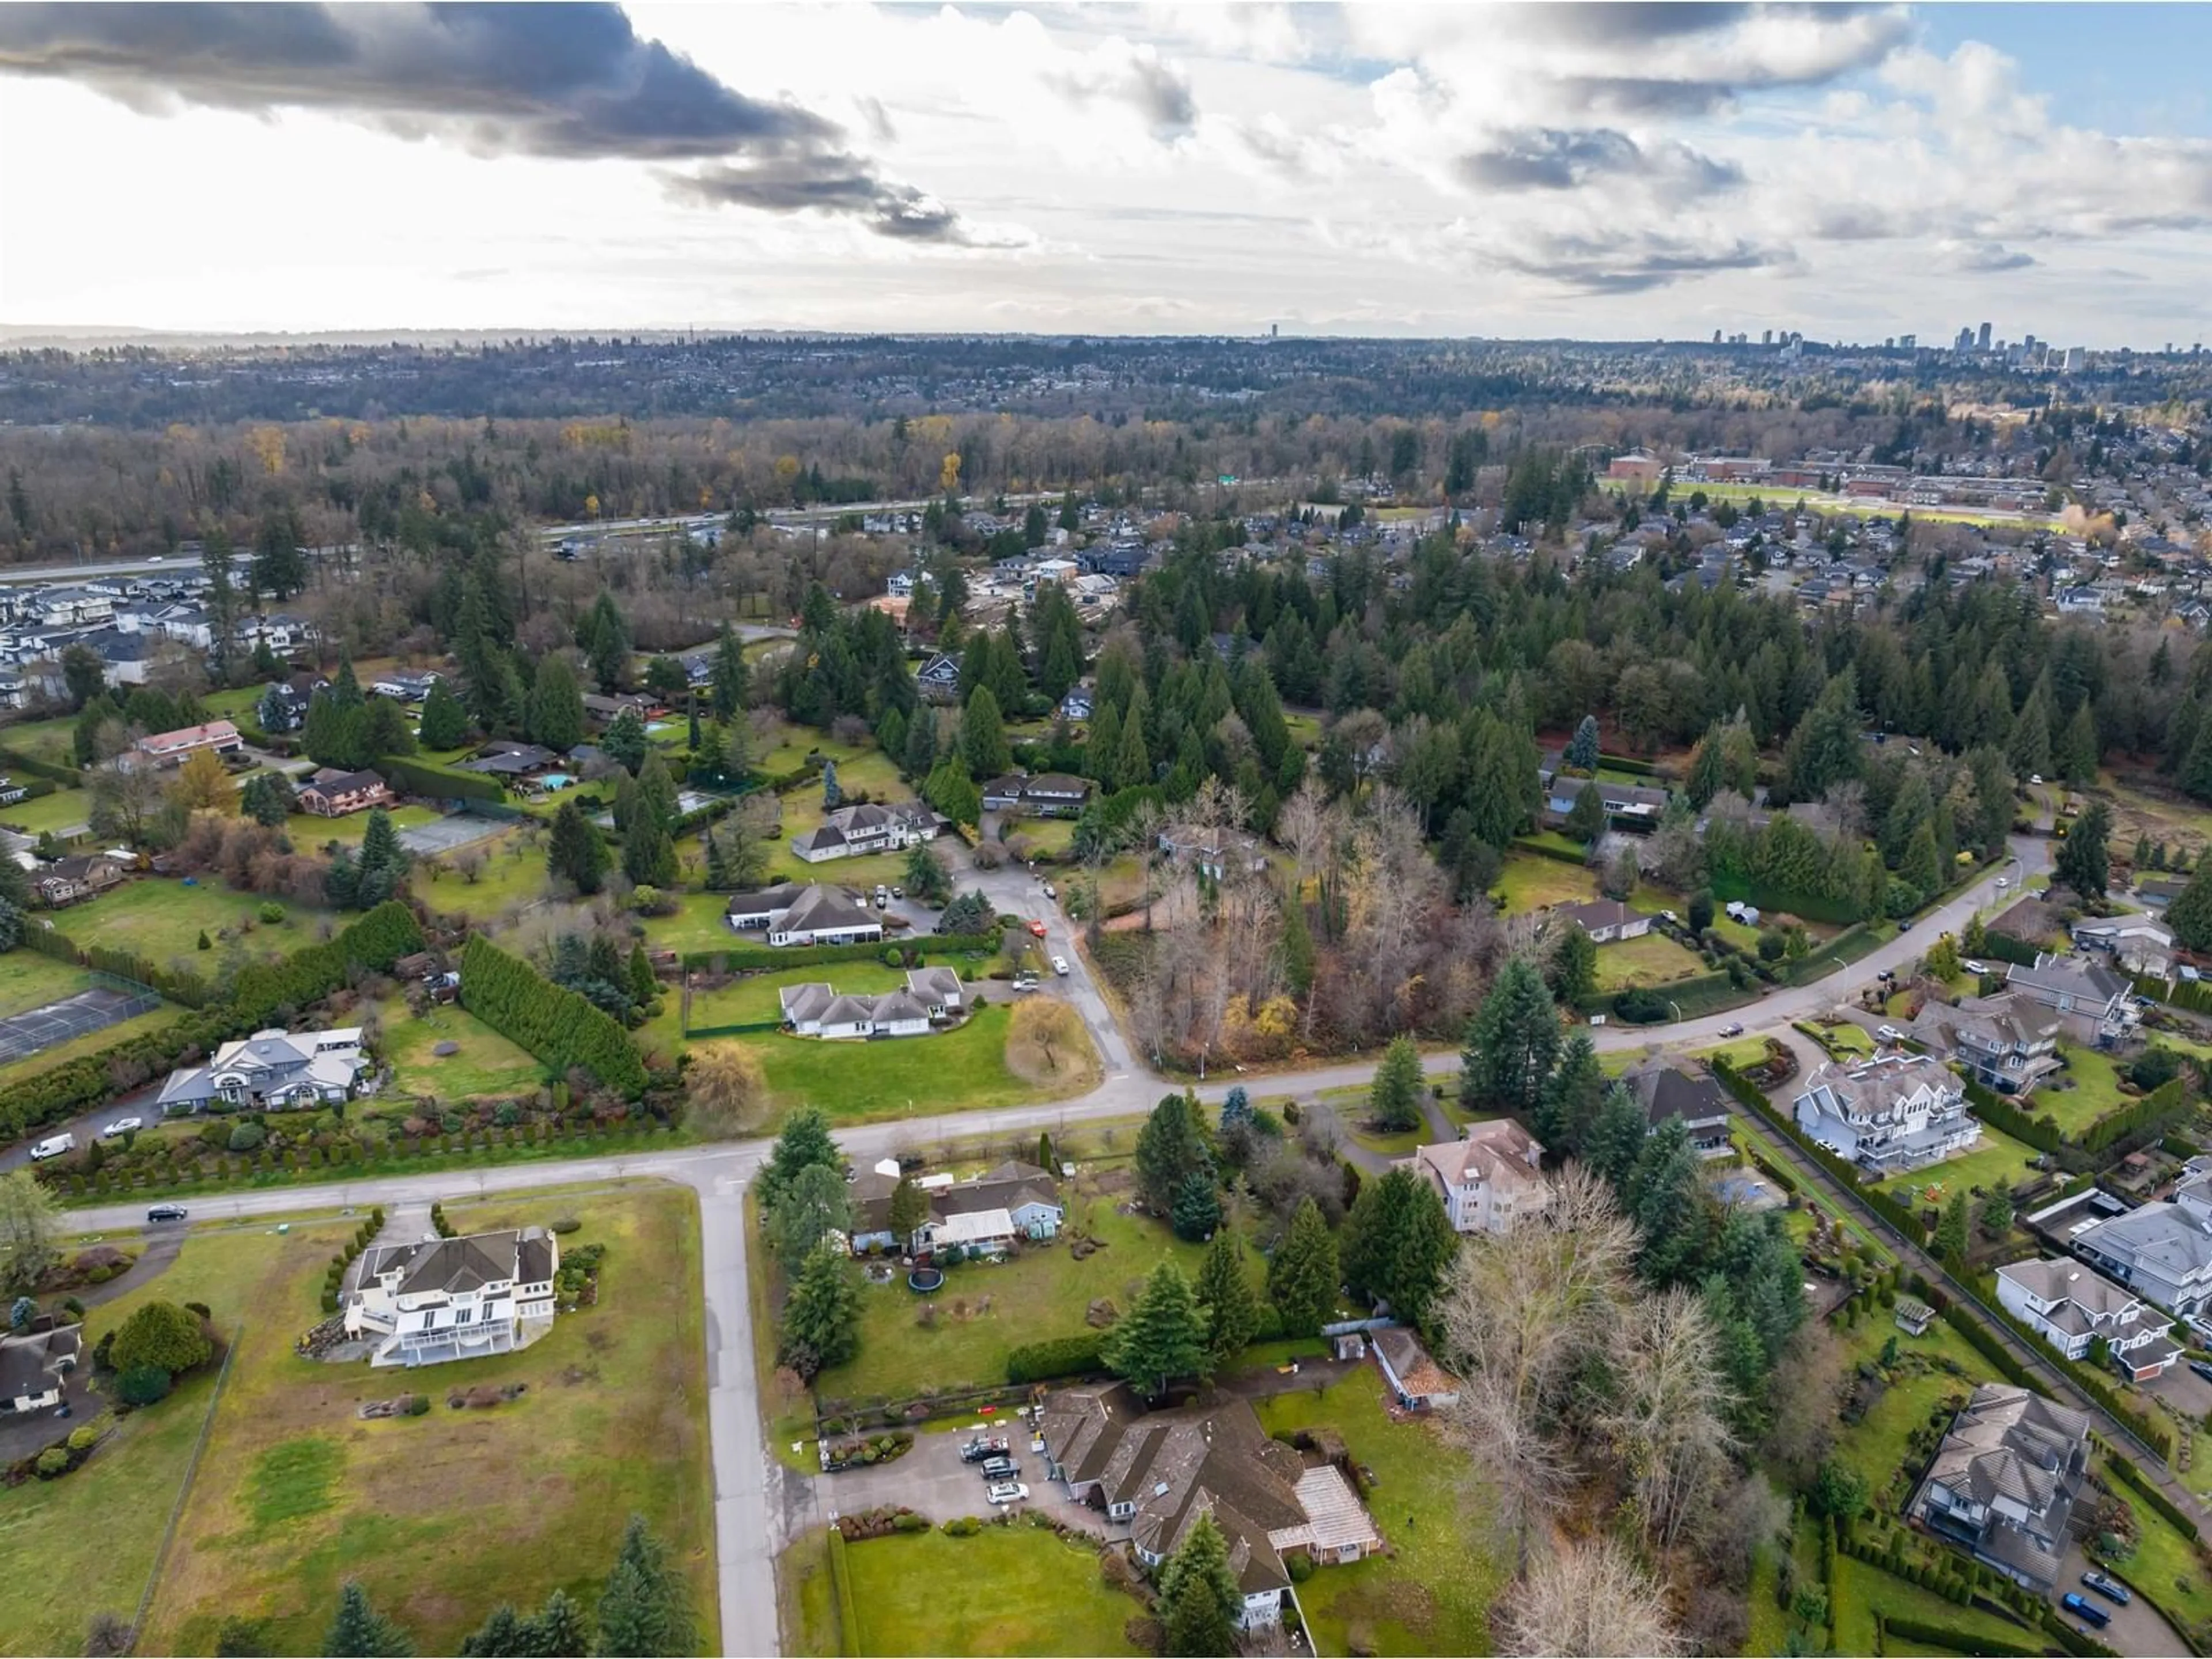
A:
2141,1357,2212,1421
808,1419,1123,1539
2059,1541,2188,1656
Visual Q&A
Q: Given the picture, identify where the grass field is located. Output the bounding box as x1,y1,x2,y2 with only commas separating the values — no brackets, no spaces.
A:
133,1183,715,1656
413,827,551,923
810,1179,1255,1401
1000,816,1077,859
375,997,547,1100
55,877,341,969
1877,1123,2043,1206
794,1524,1145,1657
1592,931,1706,991
0,786,94,836
2033,1044,2134,1135
758,1001,1092,1125
1253,1374,1501,1657
1492,850,1599,914
286,802,443,849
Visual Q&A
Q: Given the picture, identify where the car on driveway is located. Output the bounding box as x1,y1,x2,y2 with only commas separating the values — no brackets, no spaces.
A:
979,1456,1018,1480
986,1480,1029,1505
1961,960,1987,975
146,1204,187,1224
101,1116,143,1138
960,1436,1010,1463
1877,1025,1901,1043
2190,1359,2212,1385
1028,918,1048,937
2061,1593,2111,1630
1052,955,1070,976
2081,1570,2132,1607
1042,881,1056,899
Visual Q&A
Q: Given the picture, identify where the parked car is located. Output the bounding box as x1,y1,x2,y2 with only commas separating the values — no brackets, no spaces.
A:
146,1205,188,1224
2029,774,2044,786
985,1480,1029,1505
28,1133,75,1162
101,1116,143,1138
1720,1023,1744,1038
891,886,904,899
1028,919,1048,937
1995,876,2010,889
2061,1593,2111,1630
1052,955,1070,976
960,1437,1010,1463
1042,881,1056,899
1877,1025,1901,1043
1961,960,1987,975
2081,1570,2132,1607
2190,1358,2212,1385
979,1456,1018,1480
1897,919,1913,931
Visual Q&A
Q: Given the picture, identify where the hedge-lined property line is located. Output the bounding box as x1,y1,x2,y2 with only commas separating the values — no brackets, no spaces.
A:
458,933,649,1097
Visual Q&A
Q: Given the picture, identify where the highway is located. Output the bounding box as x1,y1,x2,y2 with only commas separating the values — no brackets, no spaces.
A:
54,838,2056,1653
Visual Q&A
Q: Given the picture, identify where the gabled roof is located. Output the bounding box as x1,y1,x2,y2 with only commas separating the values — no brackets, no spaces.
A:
1624,1062,1732,1130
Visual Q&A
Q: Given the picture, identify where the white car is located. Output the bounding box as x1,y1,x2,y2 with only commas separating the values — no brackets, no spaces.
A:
1995,877,2010,890
1042,881,1056,899
1052,955,1070,976
1877,1025,1901,1043
985,1480,1029,1505
1961,960,1987,975
101,1117,143,1138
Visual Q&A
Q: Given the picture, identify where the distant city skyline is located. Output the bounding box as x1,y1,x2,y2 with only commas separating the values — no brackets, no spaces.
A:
5,3,2212,343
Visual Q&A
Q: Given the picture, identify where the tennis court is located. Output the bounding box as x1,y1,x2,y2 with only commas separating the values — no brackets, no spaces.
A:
0,983,164,1064
398,813,506,857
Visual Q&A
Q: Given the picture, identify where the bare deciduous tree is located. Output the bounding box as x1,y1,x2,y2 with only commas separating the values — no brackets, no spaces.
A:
1492,1535,1685,1659
1597,1286,1738,1550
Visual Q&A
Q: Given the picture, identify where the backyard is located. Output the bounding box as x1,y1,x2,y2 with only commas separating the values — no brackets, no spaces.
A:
373,997,547,1100
806,1175,1251,1403
2030,1044,2134,1137
794,1524,1145,1657
286,802,444,849
755,1002,1093,1124
1876,1124,2043,1207
0,785,94,836
1490,850,1599,915
684,961,915,1029
51,877,341,969
131,1183,715,1655
1253,1374,1500,1657
1591,931,1707,991
412,826,551,923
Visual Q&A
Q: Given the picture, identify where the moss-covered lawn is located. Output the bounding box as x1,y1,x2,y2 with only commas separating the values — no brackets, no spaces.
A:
54,877,341,969
286,802,443,848
0,785,94,836
1253,1374,1501,1657
412,827,551,923
374,997,547,1099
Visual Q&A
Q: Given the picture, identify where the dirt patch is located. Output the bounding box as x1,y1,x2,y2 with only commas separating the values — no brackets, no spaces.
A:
1085,1298,1119,1328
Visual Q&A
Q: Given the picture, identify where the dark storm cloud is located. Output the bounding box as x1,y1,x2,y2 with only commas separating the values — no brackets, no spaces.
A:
1455,128,1743,198
668,161,969,244
1487,230,1780,294
0,2,972,241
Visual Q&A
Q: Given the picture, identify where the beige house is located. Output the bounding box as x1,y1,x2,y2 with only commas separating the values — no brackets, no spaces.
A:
346,1227,559,1368
1403,1120,1549,1236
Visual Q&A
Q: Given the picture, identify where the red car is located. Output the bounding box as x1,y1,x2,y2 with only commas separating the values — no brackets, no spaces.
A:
1028,919,1048,937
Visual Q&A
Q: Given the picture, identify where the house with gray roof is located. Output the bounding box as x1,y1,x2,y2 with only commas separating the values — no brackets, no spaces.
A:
157,1026,368,1115
1039,1383,1380,1628
777,978,933,1039
345,1226,559,1368
723,881,884,948
1908,994,2062,1096
1,1325,82,1415
1994,1257,2180,1381
1910,1384,2090,1590
846,1159,1065,1256
2003,952,2133,1047
2071,1179,2212,1317
1790,1054,1977,1176
789,800,942,863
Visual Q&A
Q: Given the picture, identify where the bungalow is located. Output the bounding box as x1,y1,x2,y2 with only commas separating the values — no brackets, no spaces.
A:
1552,897,1652,944
369,670,440,702
1994,1257,2180,1381
1405,1120,1549,1237
906,965,964,1018
297,768,393,818
1540,773,1668,827
33,853,126,908
0,1325,82,1414
346,1226,559,1368
916,652,963,703
846,1160,1065,1255
723,882,884,948
2135,875,2191,911
156,1026,368,1115
1040,1384,1380,1628
581,692,662,725
128,719,241,770
1372,1326,1460,1411
980,772,1094,817
789,800,941,863
456,742,561,779
777,981,933,1040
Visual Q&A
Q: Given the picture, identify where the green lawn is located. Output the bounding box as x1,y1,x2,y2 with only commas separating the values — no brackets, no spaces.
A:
638,891,747,957
0,712,78,764
375,997,547,1100
1001,816,1077,858
754,1002,1086,1124
810,1181,1252,1402
807,1525,1146,1657
1592,931,1706,991
2100,1450,2212,1637
686,962,912,1029
55,877,341,971
286,802,442,848
1828,1319,1984,1506
412,827,551,923
2032,1045,2134,1136
1798,1020,1874,1060
1491,850,1599,914
1695,1036,1777,1071
0,785,94,836
1876,1124,2043,1206
1833,1548,2036,1655
137,1183,716,1656
1253,1374,1501,1657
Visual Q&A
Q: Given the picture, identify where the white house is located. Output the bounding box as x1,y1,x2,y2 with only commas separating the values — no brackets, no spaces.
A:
846,1159,1064,1256
789,801,941,863
1552,897,1653,944
1791,1054,1979,1177
156,1027,368,1115
778,980,933,1039
0,1326,82,1414
723,882,884,948
346,1227,559,1368
1994,1257,2181,1381
1404,1120,1549,1236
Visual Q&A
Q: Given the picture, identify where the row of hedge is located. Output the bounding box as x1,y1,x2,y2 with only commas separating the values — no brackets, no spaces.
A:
2103,1444,2201,1540
2135,972,2212,1017
1,900,425,1144
458,934,648,1097
676,931,1001,974
1979,930,2045,968
1005,1333,1107,1384
2082,1075,2192,1156
17,916,215,1010
1873,1612,2039,1658
376,753,507,804
1948,1296,2173,1462
0,746,85,789
1710,1059,1929,1245
1961,1077,2066,1156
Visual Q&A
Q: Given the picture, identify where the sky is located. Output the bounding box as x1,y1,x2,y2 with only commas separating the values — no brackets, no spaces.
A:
3,2,2212,346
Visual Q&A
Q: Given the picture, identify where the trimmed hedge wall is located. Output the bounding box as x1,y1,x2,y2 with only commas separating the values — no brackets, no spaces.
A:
1874,1613,2038,1658
459,933,648,1097
0,747,86,789
678,931,1001,974
1961,1077,2065,1156
1711,1059,1929,1245
2104,1446,2200,1540
2082,1076,2192,1156
1005,1332,1107,1384
1966,1297,2172,1461
1979,930,2044,968
377,753,507,804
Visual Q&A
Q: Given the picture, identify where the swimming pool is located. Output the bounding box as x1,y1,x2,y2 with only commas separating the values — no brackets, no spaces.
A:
539,772,574,790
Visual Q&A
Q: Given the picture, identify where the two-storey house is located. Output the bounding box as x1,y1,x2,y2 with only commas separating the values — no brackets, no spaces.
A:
1911,996,2062,1096
788,801,942,863
1791,1054,1978,1177
2072,1175,2212,1317
1910,1384,2090,1590
156,1027,368,1115
2004,953,2133,1047
346,1227,559,1368
1994,1257,2181,1381
1404,1120,1549,1237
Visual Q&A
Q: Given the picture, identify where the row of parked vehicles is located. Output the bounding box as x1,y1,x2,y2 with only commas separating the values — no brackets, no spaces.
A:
961,1434,1027,1505
2062,1569,2132,1630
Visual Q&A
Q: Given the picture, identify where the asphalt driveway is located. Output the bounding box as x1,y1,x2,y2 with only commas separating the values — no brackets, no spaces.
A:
809,1420,1119,1539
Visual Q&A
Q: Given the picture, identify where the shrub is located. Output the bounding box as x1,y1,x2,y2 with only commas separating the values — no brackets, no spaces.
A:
891,1512,930,1533
109,1300,213,1377
550,1217,582,1235
66,1426,99,1453
116,1364,171,1406
941,1516,983,1537
227,1121,266,1153
258,902,286,925
1007,1332,1107,1383
457,934,648,1096
35,1448,69,1479
406,1394,431,1416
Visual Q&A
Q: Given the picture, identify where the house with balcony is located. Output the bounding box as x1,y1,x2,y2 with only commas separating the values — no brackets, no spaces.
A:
127,719,241,771
156,1027,368,1115
1910,1384,2090,1590
789,800,942,863
1622,1062,1734,1158
2003,953,2133,1047
345,1226,559,1368
297,768,393,818
722,882,884,948
1994,1257,2180,1381
1404,1120,1549,1236
1790,1054,1979,1177
1910,996,2062,1096
2071,1175,2212,1317
1039,1384,1380,1630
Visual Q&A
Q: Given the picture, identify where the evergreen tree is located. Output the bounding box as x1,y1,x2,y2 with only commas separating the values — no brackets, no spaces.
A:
1899,820,1944,902
1585,1083,1650,1190
1086,700,1123,786
1565,714,1600,771
1933,1191,1972,1264
1156,1512,1240,1658
2056,801,2112,898
1170,1169,1222,1242
1113,708,1152,790
627,943,657,1009
886,1175,930,1243
710,623,749,720
528,654,586,752
1460,956,1559,1116
1535,1032,1605,1155
876,709,907,774
720,717,753,784
547,799,609,895
2057,702,2100,789
1102,1259,1208,1396
240,770,295,827
1546,922,1599,1003
779,1244,860,1378
2168,862,2212,952
362,695,416,759
583,592,633,693
1685,721,1728,808
1339,1166,1457,1324
1267,1195,1338,1336
593,1514,697,1658
1369,1035,1425,1132
1194,1225,1257,1362
2008,683,2052,780
1134,1092,1212,1211
961,684,1012,778
603,707,648,774
527,1591,590,1658
422,677,475,752
822,759,841,809
1626,1118,1704,1284
329,809,410,910
1563,779,1606,844
1278,893,1316,998
459,1607,527,1658
902,704,938,778
323,1582,412,1658
756,1105,841,1210
2181,716,2212,804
